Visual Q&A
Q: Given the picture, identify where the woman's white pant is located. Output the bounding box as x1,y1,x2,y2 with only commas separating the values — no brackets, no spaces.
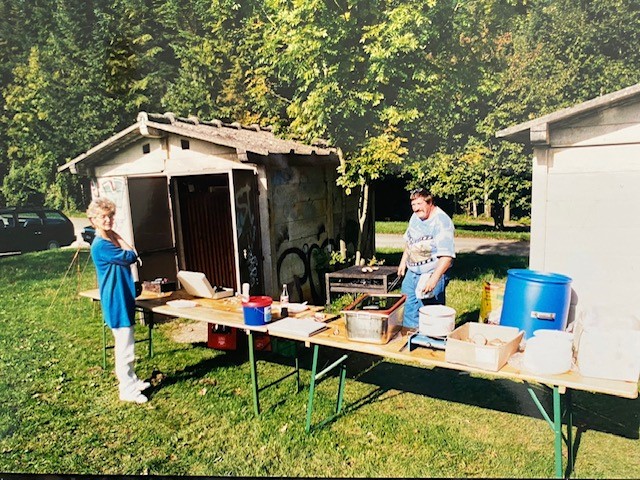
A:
112,326,140,397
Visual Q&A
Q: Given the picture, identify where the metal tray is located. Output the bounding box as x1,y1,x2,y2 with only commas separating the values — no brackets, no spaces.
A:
341,294,406,344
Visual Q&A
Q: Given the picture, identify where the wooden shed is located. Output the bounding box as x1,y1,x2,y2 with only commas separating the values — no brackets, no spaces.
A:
496,83,640,319
59,111,359,302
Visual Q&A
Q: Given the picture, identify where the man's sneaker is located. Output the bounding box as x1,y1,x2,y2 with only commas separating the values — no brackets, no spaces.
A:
120,392,148,404
135,380,151,391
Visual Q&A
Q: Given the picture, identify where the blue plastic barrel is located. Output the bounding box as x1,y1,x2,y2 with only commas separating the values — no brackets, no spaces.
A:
499,269,572,339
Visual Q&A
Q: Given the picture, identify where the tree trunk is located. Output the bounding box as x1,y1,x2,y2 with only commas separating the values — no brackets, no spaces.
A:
490,193,504,230
354,182,369,266
337,149,347,260
483,192,491,218
504,202,511,223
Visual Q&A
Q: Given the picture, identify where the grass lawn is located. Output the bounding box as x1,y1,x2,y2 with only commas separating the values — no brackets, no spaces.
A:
377,216,531,241
0,249,638,477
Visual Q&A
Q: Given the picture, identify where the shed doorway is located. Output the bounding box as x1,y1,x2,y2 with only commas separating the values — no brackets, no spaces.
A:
173,174,237,290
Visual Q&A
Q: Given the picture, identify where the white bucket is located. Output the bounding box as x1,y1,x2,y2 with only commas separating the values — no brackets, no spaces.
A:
418,305,456,337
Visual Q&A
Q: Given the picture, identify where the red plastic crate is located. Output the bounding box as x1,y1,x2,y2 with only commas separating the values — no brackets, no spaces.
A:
207,324,238,350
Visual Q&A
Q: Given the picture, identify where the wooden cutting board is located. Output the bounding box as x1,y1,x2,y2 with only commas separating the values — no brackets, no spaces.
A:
194,296,244,313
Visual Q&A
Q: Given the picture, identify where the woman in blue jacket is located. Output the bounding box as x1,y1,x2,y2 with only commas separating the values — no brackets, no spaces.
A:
87,197,150,404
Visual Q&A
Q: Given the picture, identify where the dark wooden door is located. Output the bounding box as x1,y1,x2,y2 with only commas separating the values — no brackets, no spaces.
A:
128,176,177,281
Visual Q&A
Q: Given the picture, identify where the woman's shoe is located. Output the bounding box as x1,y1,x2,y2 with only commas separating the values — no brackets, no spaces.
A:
134,380,151,391
120,392,148,404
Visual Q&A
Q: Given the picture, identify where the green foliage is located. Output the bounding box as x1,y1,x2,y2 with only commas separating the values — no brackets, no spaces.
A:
2,47,56,206
0,0,178,209
1,0,640,221
485,0,640,127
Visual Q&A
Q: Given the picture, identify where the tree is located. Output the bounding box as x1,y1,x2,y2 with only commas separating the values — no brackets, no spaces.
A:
250,0,440,262
162,0,274,124
477,0,640,226
1,0,180,208
2,47,56,206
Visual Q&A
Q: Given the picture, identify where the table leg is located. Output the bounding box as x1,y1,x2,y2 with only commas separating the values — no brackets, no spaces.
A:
565,389,574,477
295,352,301,393
144,311,154,358
305,345,349,433
336,362,347,415
305,344,321,432
102,322,108,369
247,330,260,416
527,384,574,479
93,300,107,369
553,386,563,478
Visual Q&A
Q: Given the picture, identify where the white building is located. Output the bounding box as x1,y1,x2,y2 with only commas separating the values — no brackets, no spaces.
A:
497,83,640,320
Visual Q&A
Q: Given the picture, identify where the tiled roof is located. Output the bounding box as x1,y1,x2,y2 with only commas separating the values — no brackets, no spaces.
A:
141,112,334,155
59,111,337,173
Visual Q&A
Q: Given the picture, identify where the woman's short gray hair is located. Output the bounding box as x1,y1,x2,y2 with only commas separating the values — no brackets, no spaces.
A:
86,197,116,219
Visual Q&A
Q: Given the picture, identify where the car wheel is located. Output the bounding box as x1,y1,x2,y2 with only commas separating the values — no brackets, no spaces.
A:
47,240,60,249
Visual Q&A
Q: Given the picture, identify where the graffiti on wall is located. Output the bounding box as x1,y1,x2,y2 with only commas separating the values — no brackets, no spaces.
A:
234,180,260,289
91,177,129,236
276,219,358,305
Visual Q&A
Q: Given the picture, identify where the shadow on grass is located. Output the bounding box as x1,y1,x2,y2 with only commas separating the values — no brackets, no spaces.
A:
146,347,248,395
464,240,530,257
309,348,638,441
148,344,301,413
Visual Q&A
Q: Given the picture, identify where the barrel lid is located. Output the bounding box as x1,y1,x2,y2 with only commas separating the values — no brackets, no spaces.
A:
242,295,273,307
507,268,572,284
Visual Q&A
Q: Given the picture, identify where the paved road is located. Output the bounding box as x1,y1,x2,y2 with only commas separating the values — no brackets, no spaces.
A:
68,217,529,256
376,233,529,256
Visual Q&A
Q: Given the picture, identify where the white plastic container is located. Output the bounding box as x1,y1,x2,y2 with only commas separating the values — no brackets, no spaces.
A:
418,305,456,337
523,329,573,375
574,305,640,382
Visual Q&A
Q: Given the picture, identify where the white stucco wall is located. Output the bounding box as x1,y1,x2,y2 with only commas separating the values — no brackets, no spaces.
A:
94,135,253,178
529,101,640,319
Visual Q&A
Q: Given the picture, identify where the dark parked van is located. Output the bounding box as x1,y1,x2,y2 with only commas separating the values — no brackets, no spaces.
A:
0,207,76,254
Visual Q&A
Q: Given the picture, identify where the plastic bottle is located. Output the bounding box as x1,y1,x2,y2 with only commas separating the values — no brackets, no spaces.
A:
280,284,289,318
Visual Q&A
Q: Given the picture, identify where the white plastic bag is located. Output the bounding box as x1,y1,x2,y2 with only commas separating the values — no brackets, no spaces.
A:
574,305,640,382
415,272,435,300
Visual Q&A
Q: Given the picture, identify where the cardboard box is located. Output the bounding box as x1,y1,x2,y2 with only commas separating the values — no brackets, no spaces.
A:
445,323,524,372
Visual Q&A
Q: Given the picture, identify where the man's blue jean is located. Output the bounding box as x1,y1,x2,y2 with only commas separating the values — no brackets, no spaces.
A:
401,269,448,328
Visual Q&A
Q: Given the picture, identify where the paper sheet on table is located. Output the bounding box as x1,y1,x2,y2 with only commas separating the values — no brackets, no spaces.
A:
287,303,309,313
267,317,328,337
